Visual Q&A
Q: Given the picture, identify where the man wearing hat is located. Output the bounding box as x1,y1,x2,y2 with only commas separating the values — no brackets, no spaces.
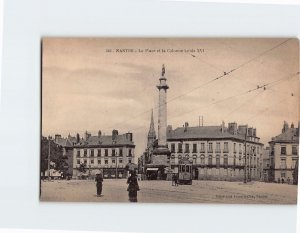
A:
95,171,103,196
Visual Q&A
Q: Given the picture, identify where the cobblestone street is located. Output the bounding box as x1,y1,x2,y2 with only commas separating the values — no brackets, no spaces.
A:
40,179,298,204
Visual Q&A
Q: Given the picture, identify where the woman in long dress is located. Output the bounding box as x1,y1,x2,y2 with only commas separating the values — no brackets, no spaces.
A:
127,171,140,202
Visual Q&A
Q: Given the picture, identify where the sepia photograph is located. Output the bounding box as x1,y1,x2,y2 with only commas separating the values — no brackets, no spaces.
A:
40,38,299,204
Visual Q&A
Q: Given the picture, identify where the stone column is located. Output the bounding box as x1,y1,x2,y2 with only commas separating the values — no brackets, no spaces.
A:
152,65,171,175
157,64,169,147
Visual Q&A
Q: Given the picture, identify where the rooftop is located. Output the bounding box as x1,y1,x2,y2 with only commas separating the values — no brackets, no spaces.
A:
75,134,135,148
167,123,262,144
270,128,299,143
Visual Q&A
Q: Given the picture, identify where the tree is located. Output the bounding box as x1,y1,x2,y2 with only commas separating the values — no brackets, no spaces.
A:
78,163,87,173
40,136,64,179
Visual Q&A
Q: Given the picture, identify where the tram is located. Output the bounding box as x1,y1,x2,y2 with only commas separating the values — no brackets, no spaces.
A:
178,158,193,185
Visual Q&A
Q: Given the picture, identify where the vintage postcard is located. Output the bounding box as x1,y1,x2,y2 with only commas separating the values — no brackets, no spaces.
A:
41,38,299,204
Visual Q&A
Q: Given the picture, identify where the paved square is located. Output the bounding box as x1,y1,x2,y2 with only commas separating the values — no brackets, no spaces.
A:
40,179,297,204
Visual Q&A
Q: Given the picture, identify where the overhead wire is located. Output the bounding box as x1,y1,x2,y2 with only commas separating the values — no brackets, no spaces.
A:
104,39,293,131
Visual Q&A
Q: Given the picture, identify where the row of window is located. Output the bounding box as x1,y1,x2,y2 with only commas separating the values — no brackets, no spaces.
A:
77,158,132,165
169,142,260,154
76,148,133,157
280,146,298,155
171,154,259,166
280,158,298,169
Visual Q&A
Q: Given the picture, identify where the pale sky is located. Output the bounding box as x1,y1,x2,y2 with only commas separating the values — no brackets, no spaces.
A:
42,38,299,157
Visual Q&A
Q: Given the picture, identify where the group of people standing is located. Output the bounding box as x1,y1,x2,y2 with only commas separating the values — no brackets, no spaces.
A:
95,170,140,202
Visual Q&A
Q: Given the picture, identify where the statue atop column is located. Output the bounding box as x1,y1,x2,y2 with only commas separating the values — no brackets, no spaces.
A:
161,64,165,76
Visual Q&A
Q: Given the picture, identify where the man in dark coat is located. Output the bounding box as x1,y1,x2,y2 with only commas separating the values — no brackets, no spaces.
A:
95,172,103,196
127,170,140,202
174,173,178,186
172,173,176,186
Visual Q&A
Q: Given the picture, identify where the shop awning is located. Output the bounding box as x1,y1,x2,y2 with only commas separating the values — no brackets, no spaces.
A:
147,168,159,171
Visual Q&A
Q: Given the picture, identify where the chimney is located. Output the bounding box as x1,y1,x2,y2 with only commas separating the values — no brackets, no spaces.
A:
54,134,61,142
98,130,102,138
184,122,189,132
282,121,289,133
112,129,119,141
221,121,225,133
228,122,237,135
85,131,91,140
248,127,253,137
238,125,247,135
291,122,294,128
125,132,133,142
76,133,80,143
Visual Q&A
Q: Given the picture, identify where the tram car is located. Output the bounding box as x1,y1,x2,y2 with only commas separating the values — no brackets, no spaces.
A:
178,158,193,185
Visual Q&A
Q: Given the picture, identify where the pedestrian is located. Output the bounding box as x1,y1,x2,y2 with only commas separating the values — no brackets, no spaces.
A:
174,173,179,186
281,178,284,184
172,173,176,186
287,177,290,184
95,172,103,197
127,170,140,202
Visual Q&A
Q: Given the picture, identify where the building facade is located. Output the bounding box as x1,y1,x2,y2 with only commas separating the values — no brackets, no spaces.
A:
72,130,135,179
142,120,264,181
166,122,264,181
269,121,299,184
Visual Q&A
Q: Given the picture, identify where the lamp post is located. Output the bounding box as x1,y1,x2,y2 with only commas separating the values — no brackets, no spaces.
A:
47,136,52,181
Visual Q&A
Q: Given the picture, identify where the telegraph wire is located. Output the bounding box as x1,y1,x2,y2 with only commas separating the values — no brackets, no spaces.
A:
104,39,293,131
127,71,299,133
189,53,225,73
245,94,296,122
168,71,299,121
230,38,291,71
223,90,266,120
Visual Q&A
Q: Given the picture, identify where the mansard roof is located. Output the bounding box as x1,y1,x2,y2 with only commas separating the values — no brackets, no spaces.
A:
270,127,299,144
167,125,262,144
74,134,135,148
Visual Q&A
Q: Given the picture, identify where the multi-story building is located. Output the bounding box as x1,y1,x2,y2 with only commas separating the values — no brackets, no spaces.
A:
143,119,264,181
72,130,135,179
269,121,299,184
166,122,264,181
